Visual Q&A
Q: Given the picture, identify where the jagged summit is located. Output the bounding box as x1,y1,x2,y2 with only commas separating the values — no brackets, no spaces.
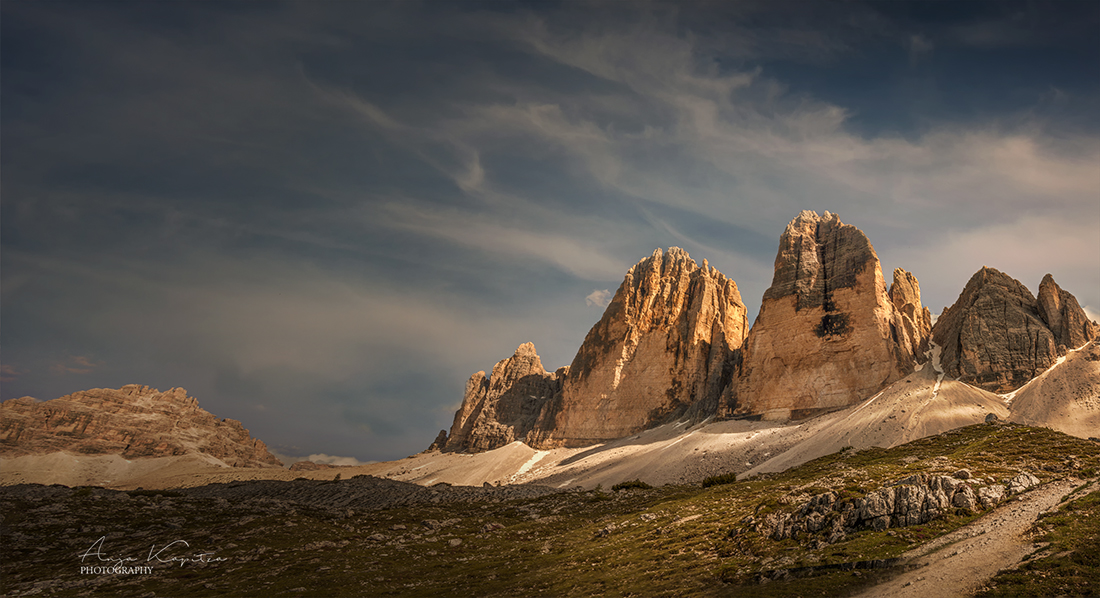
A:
734,210,930,417
890,267,933,359
932,268,1098,393
444,342,566,453
435,213,1098,455
532,246,747,448
1037,273,1100,353
441,247,748,453
0,385,282,468
762,210,875,309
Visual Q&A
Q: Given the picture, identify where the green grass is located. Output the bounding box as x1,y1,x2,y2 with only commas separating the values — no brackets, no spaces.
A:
701,472,738,488
611,479,653,492
2,423,1098,597
973,485,1100,597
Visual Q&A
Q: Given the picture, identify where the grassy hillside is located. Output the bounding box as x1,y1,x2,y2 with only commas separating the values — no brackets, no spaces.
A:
2,423,1097,597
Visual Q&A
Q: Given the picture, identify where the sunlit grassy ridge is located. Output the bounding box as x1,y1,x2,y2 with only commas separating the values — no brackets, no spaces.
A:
2,423,1097,597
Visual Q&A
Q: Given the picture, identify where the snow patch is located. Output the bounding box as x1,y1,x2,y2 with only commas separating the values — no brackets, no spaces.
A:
929,343,946,399
510,450,550,482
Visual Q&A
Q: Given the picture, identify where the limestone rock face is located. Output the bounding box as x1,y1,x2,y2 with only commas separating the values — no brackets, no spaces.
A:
1036,274,1100,354
531,248,748,448
444,343,565,453
890,268,933,359
759,473,1014,543
735,211,930,416
426,430,448,452
931,267,1061,393
0,385,282,467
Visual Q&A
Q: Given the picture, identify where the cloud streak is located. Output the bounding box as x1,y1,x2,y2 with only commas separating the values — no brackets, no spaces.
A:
585,289,612,307
2,1,1096,463
50,356,100,376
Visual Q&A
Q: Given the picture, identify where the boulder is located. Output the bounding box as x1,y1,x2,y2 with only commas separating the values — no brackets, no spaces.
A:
735,211,930,415
530,248,748,447
1006,472,1040,495
951,485,978,512
860,487,896,521
893,484,928,526
977,485,1006,509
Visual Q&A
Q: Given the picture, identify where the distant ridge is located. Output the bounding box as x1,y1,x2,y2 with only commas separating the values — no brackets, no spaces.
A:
0,384,283,468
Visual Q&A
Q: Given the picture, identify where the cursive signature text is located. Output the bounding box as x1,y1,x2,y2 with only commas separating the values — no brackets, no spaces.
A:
80,536,229,568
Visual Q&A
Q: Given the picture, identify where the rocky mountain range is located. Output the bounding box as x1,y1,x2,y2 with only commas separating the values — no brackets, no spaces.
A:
0,385,282,468
438,210,1099,454
1,210,1095,480
446,246,749,452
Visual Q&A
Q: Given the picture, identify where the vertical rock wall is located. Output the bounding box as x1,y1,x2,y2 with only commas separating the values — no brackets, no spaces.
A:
932,268,1098,393
1037,273,1100,354
734,211,930,416
529,248,748,448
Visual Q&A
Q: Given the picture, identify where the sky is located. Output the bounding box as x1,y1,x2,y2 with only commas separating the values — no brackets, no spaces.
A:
2,1,1098,465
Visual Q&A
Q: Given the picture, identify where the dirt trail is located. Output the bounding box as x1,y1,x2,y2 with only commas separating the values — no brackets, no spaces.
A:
854,478,1089,598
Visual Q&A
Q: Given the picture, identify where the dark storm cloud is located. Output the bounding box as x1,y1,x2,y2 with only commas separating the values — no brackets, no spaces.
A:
2,1,1097,462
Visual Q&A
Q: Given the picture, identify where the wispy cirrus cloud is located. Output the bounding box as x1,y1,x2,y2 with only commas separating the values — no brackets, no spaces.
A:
0,364,21,383
3,1,1096,465
50,356,100,375
374,202,631,281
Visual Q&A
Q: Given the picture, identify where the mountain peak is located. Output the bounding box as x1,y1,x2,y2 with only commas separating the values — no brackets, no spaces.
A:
1037,274,1100,352
736,212,928,416
932,268,1058,393
527,247,747,447
0,386,282,467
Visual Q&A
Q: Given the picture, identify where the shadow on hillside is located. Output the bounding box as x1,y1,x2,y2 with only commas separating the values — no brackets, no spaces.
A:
553,416,802,467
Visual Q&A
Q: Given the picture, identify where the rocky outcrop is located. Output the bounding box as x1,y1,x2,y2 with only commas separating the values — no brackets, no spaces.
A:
426,430,448,452
0,385,282,468
758,470,1038,543
529,247,748,448
444,343,566,453
1036,274,1100,354
734,211,930,417
932,268,1065,393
